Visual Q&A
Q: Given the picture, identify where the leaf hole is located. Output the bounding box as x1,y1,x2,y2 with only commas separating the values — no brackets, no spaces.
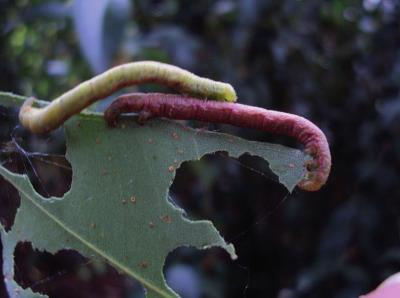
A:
0,175,20,232
13,242,144,297
168,152,300,298
0,108,72,198
169,153,286,226
0,237,7,297
164,246,247,298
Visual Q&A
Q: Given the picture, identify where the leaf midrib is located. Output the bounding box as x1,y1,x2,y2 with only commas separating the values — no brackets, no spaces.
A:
1,168,174,298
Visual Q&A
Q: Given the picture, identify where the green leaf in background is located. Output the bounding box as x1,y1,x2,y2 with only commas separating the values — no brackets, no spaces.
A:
0,92,308,297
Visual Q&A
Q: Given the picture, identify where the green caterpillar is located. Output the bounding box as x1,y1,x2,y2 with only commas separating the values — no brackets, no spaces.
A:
19,61,237,133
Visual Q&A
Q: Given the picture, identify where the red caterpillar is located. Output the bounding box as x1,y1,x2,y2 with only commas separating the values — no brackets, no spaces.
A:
104,93,331,192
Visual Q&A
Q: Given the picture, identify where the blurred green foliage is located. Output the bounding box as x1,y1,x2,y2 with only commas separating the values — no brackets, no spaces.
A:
1,0,91,99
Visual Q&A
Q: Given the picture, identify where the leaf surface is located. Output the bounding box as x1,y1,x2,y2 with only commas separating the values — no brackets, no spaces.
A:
0,92,308,297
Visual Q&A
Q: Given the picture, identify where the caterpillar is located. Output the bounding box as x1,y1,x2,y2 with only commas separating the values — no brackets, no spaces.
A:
19,61,237,134
104,93,331,192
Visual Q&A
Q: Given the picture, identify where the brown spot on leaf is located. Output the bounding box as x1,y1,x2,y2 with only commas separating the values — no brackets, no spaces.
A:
95,137,101,144
140,261,148,269
177,149,184,155
149,222,155,229
90,223,96,229
172,132,180,140
160,215,172,224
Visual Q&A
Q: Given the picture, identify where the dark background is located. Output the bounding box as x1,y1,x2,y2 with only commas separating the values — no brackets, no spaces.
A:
1,0,400,297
